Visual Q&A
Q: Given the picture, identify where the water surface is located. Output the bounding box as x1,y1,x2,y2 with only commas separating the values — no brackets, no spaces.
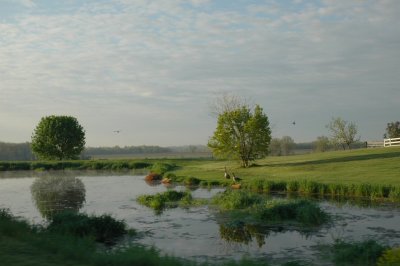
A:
0,171,399,265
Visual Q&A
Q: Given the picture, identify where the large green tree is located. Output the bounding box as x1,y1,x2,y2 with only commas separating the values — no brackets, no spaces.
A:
326,117,359,150
208,104,271,167
31,115,86,160
384,121,400,138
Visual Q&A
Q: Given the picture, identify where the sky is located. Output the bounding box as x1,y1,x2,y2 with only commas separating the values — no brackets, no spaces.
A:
0,0,399,147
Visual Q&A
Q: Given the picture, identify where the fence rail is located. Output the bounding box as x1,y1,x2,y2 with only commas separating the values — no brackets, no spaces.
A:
384,137,400,147
367,141,384,148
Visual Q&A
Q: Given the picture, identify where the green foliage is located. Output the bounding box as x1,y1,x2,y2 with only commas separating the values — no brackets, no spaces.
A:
149,162,176,174
212,190,263,210
31,115,86,160
332,239,387,266
137,190,193,213
377,247,400,266
0,209,192,266
327,117,359,150
384,121,400,138
47,211,128,244
312,136,332,152
212,191,329,227
258,200,329,226
208,104,271,167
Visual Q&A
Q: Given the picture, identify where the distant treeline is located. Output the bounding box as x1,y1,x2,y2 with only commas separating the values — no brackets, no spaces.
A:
0,140,367,161
0,142,35,161
84,145,171,156
0,142,211,161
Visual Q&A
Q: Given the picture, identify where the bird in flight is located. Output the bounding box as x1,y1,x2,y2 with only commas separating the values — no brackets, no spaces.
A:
292,121,296,125
113,130,121,133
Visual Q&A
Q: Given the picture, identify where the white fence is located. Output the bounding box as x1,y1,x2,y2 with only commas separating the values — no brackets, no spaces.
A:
384,137,400,147
367,141,383,148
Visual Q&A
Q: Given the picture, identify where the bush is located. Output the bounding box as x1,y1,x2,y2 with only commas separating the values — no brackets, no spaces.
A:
47,212,127,244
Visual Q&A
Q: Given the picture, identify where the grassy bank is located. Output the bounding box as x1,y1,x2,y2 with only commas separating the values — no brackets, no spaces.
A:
171,147,400,185
1,147,399,200
170,147,400,201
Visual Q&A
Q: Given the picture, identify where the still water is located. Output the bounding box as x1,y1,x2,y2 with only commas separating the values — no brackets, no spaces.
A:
0,171,399,265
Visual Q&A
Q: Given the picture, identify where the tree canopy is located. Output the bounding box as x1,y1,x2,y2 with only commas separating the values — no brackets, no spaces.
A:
208,104,271,167
384,121,400,139
31,115,86,160
326,117,359,150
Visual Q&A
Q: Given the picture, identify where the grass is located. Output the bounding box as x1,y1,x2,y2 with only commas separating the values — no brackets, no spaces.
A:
0,208,280,266
46,211,129,244
170,147,400,201
171,147,400,184
212,190,330,227
137,190,196,214
331,239,387,266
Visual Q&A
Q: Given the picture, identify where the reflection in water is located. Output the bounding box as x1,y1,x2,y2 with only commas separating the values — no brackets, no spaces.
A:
218,219,318,248
31,176,86,219
219,221,267,247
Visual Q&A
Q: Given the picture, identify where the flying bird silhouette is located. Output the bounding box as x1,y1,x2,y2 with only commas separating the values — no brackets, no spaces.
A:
113,130,121,133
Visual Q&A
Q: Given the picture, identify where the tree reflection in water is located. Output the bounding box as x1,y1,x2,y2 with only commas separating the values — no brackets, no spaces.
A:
219,220,317,248
31,176,86,219
219,220,267,247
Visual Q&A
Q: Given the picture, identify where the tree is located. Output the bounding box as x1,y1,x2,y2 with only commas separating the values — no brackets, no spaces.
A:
280,136,295,156
269,136,296,156
326,117,359,150
31,115,86,160
208,104,271,167
269,138,282,156
384,121,400,138
312,136,331,152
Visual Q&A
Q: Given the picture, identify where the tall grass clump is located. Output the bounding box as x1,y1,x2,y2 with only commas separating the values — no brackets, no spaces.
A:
286,180,299,193
389,186,400,202
137,190,193,213
149,162,176,175
212,190,263,210
47,211,128,244
257,200,329,226
332,239,387,266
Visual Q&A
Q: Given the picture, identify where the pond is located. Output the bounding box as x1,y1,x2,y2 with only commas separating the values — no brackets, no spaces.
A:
0,171,399,265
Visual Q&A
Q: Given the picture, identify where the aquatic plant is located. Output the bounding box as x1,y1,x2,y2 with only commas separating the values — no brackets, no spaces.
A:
212,190,263,210
137,190,193,213
258,199,329,226
332,239,387,266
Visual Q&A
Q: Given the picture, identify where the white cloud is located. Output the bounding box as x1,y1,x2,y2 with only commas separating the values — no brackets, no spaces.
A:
0,0,399,145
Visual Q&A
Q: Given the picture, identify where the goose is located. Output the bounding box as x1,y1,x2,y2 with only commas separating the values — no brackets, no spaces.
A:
232,172,242,183
224,166,231,179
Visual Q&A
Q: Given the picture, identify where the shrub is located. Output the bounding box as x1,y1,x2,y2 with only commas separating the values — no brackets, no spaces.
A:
47,211,127,244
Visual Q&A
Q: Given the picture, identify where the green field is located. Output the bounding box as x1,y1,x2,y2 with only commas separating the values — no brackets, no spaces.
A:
172,147,400,186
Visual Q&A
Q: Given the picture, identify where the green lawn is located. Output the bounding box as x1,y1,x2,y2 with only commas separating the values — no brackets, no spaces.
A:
172,147,400,186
